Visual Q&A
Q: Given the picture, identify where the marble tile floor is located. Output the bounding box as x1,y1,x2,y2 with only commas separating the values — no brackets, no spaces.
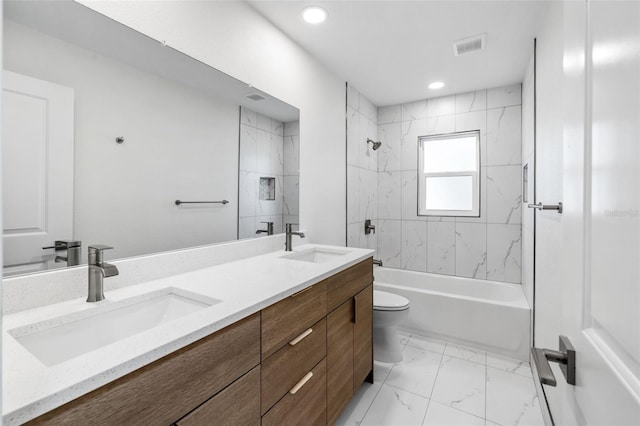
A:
336,331,545,426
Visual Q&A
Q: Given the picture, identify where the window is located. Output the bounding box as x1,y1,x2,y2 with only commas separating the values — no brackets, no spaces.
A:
418,130,480,217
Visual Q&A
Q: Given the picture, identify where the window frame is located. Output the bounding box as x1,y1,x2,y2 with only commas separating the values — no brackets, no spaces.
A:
417,130,481,217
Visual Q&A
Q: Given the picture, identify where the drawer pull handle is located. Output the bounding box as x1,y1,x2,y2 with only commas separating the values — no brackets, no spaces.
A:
289,328,313,346
289,371,313,395
290,286,313,298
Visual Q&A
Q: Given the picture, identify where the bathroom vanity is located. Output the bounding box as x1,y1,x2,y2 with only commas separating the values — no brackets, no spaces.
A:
3,245,373,425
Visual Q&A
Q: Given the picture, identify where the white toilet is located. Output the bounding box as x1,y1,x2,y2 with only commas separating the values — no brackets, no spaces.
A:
373,290,410,363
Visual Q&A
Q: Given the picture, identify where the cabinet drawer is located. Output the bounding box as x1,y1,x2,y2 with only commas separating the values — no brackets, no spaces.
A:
326,258,373,312
176,366,260,426
262,317,327,414
262,358,327,426
262,281,327,359
28,313,260,425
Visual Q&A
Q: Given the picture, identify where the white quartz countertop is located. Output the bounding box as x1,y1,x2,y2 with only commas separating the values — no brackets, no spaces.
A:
2,244,373,425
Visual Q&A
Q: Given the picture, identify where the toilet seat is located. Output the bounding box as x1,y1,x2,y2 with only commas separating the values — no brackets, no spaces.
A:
373,290,409,311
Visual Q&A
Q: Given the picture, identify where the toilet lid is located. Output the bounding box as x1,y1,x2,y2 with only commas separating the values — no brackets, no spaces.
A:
374,290,410,311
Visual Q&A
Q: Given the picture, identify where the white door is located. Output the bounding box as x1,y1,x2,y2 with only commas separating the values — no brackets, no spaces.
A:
2,70,75,276
557,1,640,424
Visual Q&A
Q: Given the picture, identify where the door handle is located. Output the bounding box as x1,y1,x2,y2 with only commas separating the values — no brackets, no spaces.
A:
531,335,576,386
353,296,358,324
527,202,563,214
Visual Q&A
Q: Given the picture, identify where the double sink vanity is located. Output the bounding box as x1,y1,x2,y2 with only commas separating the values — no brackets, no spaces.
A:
3,244,374,425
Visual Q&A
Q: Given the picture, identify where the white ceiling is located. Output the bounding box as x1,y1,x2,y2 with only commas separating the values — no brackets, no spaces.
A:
249,0,549,106
5,1,300,122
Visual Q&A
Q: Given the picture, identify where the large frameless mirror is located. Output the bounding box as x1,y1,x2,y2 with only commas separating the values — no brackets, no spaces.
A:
2,0,299,277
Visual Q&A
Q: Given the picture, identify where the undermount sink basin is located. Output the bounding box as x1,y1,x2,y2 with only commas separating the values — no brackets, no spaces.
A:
10,287,220,366
281,247,351,263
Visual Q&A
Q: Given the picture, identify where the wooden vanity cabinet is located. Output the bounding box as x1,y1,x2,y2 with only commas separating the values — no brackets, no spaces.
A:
326,259,374,426
28,258,373,426
175,366,260,426
27,313,261,426
260,281,328,423
261,281,327,359
262,358,327,426
327,298,356,424
261,258,373,426
261,317,327,414
353,284,374,387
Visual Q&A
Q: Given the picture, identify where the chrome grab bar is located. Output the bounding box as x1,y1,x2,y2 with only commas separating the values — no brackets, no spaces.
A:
527,202,563,214
175,200,229,205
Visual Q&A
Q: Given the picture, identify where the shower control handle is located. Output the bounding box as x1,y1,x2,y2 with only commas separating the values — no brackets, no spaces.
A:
364,219,376,235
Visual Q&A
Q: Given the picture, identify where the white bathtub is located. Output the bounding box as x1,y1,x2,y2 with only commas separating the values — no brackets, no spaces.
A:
374,267,531,360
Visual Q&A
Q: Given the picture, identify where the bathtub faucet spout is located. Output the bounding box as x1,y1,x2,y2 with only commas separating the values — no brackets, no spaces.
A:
373,259,383,267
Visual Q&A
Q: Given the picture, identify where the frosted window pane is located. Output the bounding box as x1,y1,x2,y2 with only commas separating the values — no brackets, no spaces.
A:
425,176,473,210
423,136,477,173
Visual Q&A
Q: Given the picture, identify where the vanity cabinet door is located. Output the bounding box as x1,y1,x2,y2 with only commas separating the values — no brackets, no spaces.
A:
327,299,354,425
353,284,373,389
326,260,374,426
175,366,260,426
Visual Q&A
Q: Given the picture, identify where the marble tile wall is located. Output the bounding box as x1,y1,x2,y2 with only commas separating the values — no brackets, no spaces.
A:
346,84,379,255
238,107,299,239
283,120,300,226
376,84,523,283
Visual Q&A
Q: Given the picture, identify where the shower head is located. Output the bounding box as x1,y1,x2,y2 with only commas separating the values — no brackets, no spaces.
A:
367,138,382,151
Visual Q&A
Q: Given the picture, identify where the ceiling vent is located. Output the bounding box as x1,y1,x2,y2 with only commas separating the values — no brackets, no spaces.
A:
453,33,486,56
246,92,266,101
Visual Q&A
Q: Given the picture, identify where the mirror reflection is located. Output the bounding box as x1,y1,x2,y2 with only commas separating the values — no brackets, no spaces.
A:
238,107,300,239
2,1,299,277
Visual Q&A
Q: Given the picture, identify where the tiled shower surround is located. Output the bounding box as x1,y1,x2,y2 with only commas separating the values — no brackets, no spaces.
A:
238,107,299,239
347,84,523,284
347,85,379,254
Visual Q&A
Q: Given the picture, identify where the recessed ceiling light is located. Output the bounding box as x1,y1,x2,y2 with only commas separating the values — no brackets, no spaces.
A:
303,6,328,24
428,81,445,90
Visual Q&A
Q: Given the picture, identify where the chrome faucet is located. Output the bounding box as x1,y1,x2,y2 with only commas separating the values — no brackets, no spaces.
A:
42,240,82,267
87,245,119,302
285,223,305,251
256,221,274,236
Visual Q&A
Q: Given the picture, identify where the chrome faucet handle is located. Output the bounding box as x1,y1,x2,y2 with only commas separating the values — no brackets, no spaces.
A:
89,244,113,251
43,240,82,251
88,245,114,264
